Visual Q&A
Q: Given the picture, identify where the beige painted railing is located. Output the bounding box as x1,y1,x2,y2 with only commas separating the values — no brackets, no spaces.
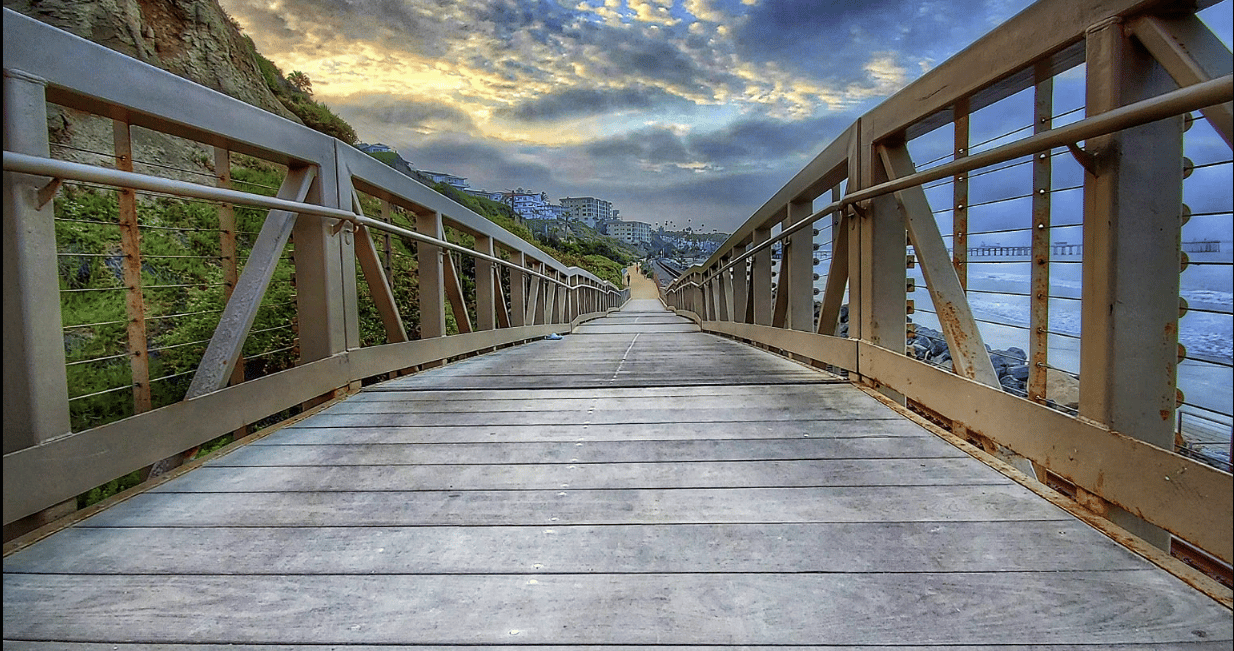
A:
664,0,1232,567
2,9,626,531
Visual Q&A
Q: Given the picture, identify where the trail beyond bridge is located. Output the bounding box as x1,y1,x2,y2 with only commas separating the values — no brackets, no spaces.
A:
5,294,1231,645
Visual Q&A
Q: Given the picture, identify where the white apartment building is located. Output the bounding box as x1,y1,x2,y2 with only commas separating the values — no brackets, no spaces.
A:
607,220,653,244
560,196,613,228
419,170,469,192
502,189,558,221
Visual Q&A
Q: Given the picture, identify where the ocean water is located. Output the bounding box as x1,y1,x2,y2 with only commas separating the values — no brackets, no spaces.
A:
808,245,1234,429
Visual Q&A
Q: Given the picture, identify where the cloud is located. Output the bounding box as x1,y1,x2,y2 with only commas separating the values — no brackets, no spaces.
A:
499,86,693,122
585,126,694,166
220,0,1116,233
396,135,556,190
689,115,848,166
330,94,478,133
582,113,851,173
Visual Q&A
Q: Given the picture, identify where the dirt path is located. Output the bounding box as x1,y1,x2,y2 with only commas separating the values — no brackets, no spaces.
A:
626,264,663,301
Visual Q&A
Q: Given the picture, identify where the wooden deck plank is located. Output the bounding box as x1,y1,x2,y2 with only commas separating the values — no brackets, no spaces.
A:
3,520,1144,575
354,384,851,399
148,458,1012,492
299,406,897,426
72,485,1073,527
5,298,1230,647
270,420,932,444
5,644,1232,651
198,437,970,465
4,572,1229,645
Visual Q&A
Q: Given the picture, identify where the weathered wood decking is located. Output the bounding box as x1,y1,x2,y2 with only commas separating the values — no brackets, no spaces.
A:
4,299,1231,648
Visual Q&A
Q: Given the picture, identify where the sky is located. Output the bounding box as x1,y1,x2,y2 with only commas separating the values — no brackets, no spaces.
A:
218,0,1232,236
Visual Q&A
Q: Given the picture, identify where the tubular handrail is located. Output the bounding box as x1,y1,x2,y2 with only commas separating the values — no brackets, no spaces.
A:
2,151,607,290
3,7,631,531
658,0,1234,571
676,73,1233,287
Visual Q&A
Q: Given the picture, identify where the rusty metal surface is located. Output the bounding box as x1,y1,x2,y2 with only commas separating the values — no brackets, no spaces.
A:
952,98,969,291
1130,13,1233,148
111,121,151,414
1029,66,1053,405
877,144,997,386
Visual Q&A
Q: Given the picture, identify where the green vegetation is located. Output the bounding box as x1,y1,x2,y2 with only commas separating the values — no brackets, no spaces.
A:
243,36,356,144
58,175,292,429
58,156,303,507
54,6,633,516
361,158,634,288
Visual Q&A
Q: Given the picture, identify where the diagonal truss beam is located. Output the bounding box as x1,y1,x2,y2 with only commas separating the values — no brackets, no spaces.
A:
443,250,473,334
351,191,407,344
877,144,1000,388
1130,14,1233,148
187,166,316,397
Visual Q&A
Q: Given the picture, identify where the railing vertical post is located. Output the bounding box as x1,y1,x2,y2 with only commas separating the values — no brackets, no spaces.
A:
694,275,705,316
379,199,393,282
528,261,545,325
857,132,906,355
416,210,446,339
717,257,731,320
732,245,749,323
818,186,849,336
215,146,248,438
708,265,721,320
953,98,970,291
556,272,568,324
111,120,152,415
215,147,246,395
844,124,865,342
1080,18,1183,550
786,198,815,332
566,275,576,323
295,147,354,361
543,268,556,324
509,251,527,327
474,235,496,331
1028,65,1053,405
3,69,70,454
752,226,772,325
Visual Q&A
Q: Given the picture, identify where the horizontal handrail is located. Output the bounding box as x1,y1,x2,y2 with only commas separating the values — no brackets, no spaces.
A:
3,150,616,291
676,73,1233,287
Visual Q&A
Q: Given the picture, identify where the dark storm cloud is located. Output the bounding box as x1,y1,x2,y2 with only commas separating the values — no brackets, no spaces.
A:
500,86,692,122
583,114,852,171
689,115,849,164
399,137,554,189
333,96,478,131
586,127,693,165
605,38,709,90
735,0,998,83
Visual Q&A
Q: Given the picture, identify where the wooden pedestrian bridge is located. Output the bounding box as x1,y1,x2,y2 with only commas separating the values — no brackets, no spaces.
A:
4,0,1233,647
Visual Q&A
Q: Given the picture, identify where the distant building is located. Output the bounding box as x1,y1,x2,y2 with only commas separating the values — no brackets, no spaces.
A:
546,204,572,221
357,143,415,176
502,189,557,221
561,196,613,228
607,220,653,244
419,170,469,192
464,188,505,202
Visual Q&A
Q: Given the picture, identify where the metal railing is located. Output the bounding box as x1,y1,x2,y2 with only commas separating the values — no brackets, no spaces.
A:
2,8,627,531
664,0,1232,569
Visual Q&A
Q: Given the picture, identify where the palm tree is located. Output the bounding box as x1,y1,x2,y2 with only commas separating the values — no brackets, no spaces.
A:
287,71,312,95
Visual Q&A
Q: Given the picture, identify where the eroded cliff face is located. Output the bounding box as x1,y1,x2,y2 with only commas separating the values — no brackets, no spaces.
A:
7,0,298,121
6,0,302,178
